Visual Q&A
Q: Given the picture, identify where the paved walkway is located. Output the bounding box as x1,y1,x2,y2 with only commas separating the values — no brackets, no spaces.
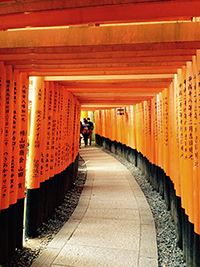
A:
32,146,158,267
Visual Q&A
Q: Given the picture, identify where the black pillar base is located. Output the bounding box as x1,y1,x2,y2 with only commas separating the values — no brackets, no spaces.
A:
193,232,200,266
8,203,17,257
186,220,194,266
174,196,182,249
43,179,50,221
157,167,164,198
38,181,45,228
25,188,39,238
16,198,25,249
163,173,170,211
181,208,187,262
0,208,9,263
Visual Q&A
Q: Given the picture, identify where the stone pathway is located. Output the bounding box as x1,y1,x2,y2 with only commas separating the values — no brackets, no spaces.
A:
32,146,158,267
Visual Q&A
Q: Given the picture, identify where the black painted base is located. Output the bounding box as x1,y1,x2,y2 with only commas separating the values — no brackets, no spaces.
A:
0,208,9,263
8,203,17,257
25,188,40,238
16,198,25,249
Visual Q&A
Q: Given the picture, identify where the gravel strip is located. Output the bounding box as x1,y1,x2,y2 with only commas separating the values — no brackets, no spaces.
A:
2,155,87,267
101,147,186,267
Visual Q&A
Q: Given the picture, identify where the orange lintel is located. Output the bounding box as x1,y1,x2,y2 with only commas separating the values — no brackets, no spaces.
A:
1,22,200,48
0,1,199,30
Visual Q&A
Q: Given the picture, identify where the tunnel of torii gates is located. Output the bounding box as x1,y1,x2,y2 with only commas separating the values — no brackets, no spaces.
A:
2,1,200,265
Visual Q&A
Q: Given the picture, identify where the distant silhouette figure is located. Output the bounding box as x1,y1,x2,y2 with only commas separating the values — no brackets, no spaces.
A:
87,117,94,145
81,118,91,146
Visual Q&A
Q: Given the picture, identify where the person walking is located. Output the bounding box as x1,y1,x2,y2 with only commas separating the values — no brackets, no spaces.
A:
87,117,94,145
81,118,91,146
79,121,83,148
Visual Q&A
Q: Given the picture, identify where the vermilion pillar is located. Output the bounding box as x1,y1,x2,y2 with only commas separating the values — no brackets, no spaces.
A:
42,81,51,219
69,92,74,165
72,95,76,161
186,61,194,224
193,50,200,267
0,62,5,211
40,83,47,184
192,55,199,235
44,81,51,181
60,86,65,201
49,82,55,179
65,91,70,168
54,83,58,176
158,92,163,170
196,51,200,235
162,88,169,177
169,81,175,191
76,101,81,156
151,97,155,166
147,100,151,162
2,65,13,211
143,101,148,159
173,73,180,198
57,84,61,174
155,97,158,167
46,81,54,217
62,87,67,169
37,79,47,226
25,76,44,238
10,70,20,206
181,66,187,213
8,69,19,256
16,72,28,249
0,62,7,262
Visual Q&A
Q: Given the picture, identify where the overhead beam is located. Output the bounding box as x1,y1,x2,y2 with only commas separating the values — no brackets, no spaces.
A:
0,49,195,60
1,22,200,48
26,68,179,76
81,104,133,110
0,1,199,30
44,74,173,81
2,55,193,65
0,0,197,16
0,42,199,54
65,85,163,94
12,62,186,70
79,99,151,104
59,81,172,87
73,92,157,98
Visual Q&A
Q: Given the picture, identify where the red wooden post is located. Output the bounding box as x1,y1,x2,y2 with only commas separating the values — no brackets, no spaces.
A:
16,72,29,249
25,76,44,237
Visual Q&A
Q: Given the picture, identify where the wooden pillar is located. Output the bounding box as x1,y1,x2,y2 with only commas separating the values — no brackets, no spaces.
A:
193,48,200,267
25,76,44,238
0,62,9,263
192,55,199,235
46,81,54,217
37,80,47,226
0,65,14,262
54,83,60,207
16,72,29,248
60,86,66,201
76,101,81,154
42,81,50,221
8,69,19,256
51,82,57,212
186,61,194,225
